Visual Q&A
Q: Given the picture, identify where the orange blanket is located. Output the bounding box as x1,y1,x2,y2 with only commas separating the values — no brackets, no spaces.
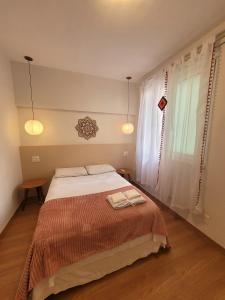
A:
16,186,167,299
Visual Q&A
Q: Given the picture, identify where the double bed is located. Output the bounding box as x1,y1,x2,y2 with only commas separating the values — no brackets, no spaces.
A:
16,167,168,300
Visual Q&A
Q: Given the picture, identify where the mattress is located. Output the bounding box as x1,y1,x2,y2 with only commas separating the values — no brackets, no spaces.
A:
31,172,167,299
32,233,166,300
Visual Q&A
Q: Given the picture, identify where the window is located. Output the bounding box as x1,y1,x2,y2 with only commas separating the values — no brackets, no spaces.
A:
173,74,200,155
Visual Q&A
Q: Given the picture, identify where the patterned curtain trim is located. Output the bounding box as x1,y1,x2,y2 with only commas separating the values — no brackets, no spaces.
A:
195,42,217,211
156,70,168,187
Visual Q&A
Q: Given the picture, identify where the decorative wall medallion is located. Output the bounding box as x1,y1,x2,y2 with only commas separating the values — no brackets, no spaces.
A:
75,116,99,140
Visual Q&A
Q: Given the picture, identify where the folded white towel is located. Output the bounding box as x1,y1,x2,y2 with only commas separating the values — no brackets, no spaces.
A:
107,198,130,209
107,191,146,210
123,189,141,200
129,196,146,205
107,192,127,204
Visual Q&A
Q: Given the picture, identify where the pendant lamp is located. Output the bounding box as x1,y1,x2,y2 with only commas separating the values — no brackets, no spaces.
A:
122,76,134,134
24,56,44,135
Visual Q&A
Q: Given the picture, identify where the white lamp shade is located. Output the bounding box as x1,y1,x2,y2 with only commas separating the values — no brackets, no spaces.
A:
122,122,134,135
24,119,44,135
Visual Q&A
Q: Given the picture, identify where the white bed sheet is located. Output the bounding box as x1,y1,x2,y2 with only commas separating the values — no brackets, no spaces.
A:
45,171,130,201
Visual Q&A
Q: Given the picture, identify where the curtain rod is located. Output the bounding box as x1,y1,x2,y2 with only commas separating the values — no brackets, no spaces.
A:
215,30,225,48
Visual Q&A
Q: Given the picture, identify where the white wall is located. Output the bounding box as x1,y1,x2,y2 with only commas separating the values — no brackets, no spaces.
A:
0,50,22,232
12,62,139,146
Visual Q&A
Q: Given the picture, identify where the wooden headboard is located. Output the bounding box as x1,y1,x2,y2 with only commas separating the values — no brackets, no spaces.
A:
20,144,136,182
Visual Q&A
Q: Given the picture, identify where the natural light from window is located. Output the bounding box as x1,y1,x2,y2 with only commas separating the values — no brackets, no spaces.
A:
173,74,200,155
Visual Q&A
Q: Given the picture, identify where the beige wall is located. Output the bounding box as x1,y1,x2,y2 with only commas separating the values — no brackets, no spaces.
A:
12,63,139,185
12,62,139,146
17,108,136,146
0,50,22,233
12,62,139,114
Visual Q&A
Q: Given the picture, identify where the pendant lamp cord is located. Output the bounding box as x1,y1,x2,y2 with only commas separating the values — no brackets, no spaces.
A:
127,78,130,122
28,60,35,120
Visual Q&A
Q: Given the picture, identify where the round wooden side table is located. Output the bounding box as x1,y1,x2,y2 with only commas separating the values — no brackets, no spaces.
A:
19,178,47,210
117,168,132,182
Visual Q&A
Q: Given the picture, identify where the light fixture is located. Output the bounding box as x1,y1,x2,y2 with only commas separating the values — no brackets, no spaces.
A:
122,76,134,135
24,56,44,135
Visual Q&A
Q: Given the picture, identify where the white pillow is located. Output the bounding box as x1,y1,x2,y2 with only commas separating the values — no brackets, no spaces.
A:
55,167,88,178
86,164,115,175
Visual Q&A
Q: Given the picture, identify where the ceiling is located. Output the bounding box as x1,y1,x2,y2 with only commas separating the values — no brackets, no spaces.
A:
0,0,225,81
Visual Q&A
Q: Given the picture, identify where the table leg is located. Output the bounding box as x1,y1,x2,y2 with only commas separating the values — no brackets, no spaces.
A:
39,186,45,203
127,173,131,182
22,189,29,211
36,187,42,203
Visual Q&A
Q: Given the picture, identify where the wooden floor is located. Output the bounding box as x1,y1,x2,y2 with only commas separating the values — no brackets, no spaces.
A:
1,201,225,300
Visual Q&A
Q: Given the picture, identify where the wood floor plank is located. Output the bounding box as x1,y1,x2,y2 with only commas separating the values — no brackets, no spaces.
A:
0,202,225,300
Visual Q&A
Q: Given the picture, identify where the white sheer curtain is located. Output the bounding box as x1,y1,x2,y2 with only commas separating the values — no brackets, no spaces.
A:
136,37,215,214
136,71,165,192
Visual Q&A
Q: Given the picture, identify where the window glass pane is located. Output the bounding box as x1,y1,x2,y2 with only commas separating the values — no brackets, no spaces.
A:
173,74,200,155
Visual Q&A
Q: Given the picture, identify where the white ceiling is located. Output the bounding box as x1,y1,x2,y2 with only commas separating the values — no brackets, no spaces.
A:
0,0,225,81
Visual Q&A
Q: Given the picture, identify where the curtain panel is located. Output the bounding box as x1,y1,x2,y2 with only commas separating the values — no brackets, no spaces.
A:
136,37,215,215
136,71,165,191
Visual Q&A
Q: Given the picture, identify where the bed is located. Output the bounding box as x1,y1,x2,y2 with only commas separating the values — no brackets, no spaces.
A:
16,168,168,300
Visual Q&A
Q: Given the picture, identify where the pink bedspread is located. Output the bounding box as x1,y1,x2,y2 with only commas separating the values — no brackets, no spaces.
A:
16,185,168,300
